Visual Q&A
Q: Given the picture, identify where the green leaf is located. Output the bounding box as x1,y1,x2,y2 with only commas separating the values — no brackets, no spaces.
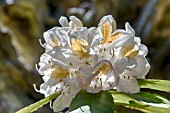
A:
16,92,60,113
138,79,170,92
110,90,170,113
127,92,169,104
69,91,114,113
69,105,91,113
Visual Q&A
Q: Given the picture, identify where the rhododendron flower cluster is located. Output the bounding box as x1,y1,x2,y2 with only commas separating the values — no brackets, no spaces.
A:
36,15,150,112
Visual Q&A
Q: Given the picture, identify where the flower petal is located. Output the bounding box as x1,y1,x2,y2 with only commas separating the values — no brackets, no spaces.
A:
53,78,80,112
53,91,71,112
134,37,141,46
107,30,132,49
69,16,83,29
78,64,93,77
59,16,69,27
139,44,148,57
134,56,150,78
39,83,50,96
125,22,135,35
114,58,128,74
116,79,140,93
98,15,116,32
91,34,104,48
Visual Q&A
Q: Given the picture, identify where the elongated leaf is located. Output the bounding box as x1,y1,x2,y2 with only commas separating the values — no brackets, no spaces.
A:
127,92,168,104
69,91,114,113
110,90,170,113
16,92,60,113
138,79,170,92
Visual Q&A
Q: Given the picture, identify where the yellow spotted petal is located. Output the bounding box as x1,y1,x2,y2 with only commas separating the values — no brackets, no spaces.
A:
120,44,139,58
71,38,90,58
106,32,122,44
51,65,69,79
101,22,112,43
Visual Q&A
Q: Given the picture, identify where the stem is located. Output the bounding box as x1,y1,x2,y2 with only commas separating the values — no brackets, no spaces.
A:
16,92,61,113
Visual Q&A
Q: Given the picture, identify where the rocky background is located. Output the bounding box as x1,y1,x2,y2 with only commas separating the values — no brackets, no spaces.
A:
0,0,170,113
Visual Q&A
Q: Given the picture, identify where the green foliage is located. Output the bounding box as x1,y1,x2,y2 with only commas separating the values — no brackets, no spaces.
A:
138,79,170,92
16,92,60,113
110,90,170,113
16,79,170,113
69,91,114,113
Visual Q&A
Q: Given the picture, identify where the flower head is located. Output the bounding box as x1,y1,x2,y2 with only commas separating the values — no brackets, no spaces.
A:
36,15,150,112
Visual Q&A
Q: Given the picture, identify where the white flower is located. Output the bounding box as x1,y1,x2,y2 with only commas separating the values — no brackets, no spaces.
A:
36,15,151,112
87,15,150,93
83,15,129,93
36,16,99,112
114,23,150,93
36,53,80,112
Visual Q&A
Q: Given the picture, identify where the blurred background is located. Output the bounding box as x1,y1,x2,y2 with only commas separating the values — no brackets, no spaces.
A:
0,0,170,113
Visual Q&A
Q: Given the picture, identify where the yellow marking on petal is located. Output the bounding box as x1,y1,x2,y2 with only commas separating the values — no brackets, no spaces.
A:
121,45,139,58
101,22,112,39
101,22,122,44
101,22,112,43
51,66,69,78
106,32,122,43
97,62,111,75
71,38,90,58
74,25,77,31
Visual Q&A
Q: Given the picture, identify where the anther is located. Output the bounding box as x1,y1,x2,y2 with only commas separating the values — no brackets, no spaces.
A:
70,62,73,66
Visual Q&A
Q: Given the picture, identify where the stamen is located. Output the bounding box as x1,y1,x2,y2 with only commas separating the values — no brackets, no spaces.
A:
100,78,102,86
108,82,112,87
55,87,58,92
35,64,39,71
50,101,53,109
91,60,120,88
80,107,84,112
33,84,40,92
94,85,97,88
39,39,45,47
70,62,73,66
133,75,137,78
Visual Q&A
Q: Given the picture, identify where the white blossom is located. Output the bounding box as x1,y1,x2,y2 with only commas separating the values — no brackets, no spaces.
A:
114,23,150,93
36,15,150,112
